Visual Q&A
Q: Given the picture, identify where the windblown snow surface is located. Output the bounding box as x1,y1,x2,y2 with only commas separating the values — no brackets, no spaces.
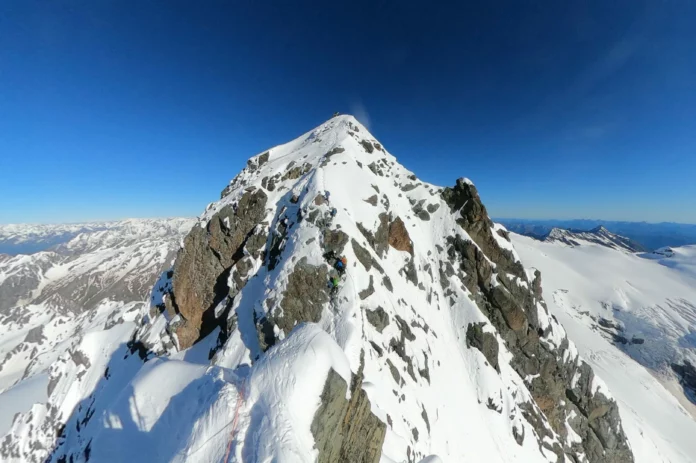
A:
0,116,654,462
512,234,696,462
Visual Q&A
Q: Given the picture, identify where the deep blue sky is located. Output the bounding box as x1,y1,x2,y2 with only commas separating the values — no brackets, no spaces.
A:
1,1,695,224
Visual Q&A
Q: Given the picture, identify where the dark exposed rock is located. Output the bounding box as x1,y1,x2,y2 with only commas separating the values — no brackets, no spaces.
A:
23,326,46,344
267,215,288,271
325,147,345,159
314,194,326,206
357,213,389,258
386,359,401,384
352,239,373,271
367,162,384,176
381,194,390,210
532,270,543,299
421,407,431,434
442,178,524,278
359,276,375,300
275,258,329,333
400,183,417,192
486,397,502,413
360,140,375,154
364,195,378,207
323,229,349,255
366,306,389,333
311,359,386,463
418,353,430,383
496,228,511,241
388,217,413,255
394,315,416,342
512,424,525,446
168,188,268,349
370,341,383,356
374,214,390,257
382,276,393,292
671,360,696,403
442,177,634,462
426,203,440,214
258,151,269,166
400,258,419,287
466,323,500,372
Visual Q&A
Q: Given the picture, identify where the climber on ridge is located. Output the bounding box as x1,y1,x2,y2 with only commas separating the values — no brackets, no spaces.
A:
328,275,340,294
335,256,347,274
330,207,337,218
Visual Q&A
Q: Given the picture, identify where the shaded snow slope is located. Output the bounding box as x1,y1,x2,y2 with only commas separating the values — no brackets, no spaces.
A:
512,233,696,462
3,116,634,463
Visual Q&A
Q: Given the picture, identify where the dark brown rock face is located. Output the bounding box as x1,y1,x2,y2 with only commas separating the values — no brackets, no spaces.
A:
311,356,387,463
388,216,413,255
442,178,524,278
168,188,268,349
466,322,500,372
442,178,634,463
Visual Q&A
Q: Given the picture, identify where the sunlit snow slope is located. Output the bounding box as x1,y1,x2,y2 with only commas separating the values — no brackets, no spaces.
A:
512,233,696,463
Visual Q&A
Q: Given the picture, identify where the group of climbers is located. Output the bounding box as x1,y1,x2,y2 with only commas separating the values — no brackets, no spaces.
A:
325,251,348,295
324,191,338,218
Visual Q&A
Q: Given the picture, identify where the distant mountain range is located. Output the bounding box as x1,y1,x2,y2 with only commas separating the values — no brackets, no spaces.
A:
497,219,696,251
543,226,646,252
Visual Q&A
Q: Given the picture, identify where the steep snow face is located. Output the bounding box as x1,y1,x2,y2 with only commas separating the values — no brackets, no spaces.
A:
5,116,633,463
511,234,696,463
0,219,193,443
545,226,645,253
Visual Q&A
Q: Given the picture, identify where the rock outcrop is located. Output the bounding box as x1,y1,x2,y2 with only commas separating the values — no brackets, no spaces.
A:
442,178,634,463
166,188,268,349
311,359,387,463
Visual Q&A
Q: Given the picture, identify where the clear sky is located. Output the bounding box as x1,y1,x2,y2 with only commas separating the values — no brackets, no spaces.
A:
1,1,695,224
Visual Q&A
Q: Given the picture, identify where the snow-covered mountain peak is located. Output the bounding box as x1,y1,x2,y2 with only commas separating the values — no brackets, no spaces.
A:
3,117,636,463
544,226,644,252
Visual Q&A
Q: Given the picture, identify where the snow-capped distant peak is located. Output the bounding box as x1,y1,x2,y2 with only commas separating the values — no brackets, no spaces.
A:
544,226,645,252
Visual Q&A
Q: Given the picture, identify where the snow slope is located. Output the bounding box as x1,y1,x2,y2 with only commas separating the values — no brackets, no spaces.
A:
3,116,635,463
0,219,193,438
511,233,696,462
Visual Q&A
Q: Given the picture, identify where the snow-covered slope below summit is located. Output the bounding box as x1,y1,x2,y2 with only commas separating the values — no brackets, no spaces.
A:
0,219,193,439
511,233,696,463
5,116,633,463
544,226,645,253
